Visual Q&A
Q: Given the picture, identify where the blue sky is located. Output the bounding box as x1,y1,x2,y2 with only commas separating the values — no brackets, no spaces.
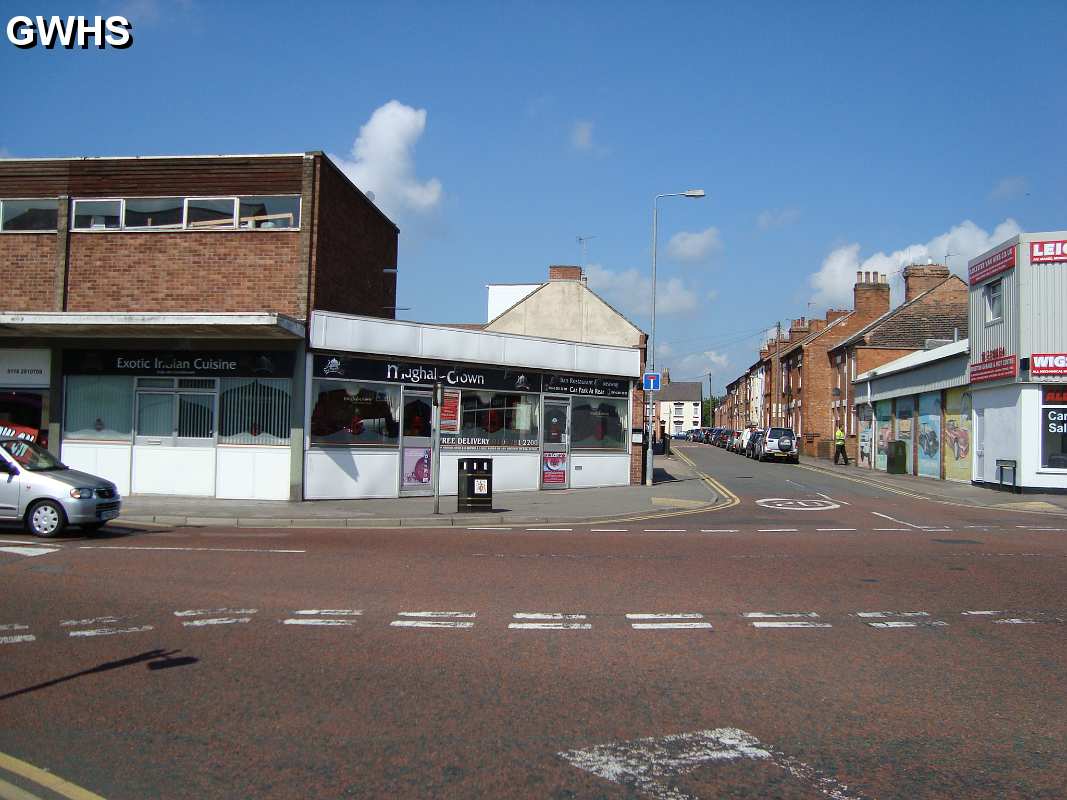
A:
4,0,1066,393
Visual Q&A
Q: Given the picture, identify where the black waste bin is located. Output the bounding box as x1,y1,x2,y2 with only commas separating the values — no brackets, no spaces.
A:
886,440,907,474
457,458,493,512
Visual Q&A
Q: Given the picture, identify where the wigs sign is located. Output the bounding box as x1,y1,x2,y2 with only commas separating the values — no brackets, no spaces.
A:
6,15,133,49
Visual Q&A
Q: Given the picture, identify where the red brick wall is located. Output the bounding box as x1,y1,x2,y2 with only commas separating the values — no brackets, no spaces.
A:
2,234,56,311
549,265,583,281
631,384,645,484
310,159,398,318
66,232,304,315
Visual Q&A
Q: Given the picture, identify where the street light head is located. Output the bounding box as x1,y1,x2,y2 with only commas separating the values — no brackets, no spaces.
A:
683,189,706,198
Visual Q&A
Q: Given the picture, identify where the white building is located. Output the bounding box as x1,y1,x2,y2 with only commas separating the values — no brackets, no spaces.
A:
653,380,702,438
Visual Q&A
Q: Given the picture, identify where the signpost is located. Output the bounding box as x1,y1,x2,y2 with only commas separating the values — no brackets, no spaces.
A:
643,372,661,486
432,382,443,515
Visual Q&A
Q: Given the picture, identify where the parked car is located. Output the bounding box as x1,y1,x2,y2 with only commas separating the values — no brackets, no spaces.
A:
0,438,121,537
729,430,745,452
739,426,759,453
758,426,799,463
746,431,764,458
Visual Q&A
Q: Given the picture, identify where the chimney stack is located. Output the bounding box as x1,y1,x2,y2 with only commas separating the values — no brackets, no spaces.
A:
902,263,950,303
548,265,583,281
853,272,890,318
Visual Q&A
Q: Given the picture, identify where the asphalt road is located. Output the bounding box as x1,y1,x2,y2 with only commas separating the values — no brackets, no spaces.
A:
1,443,1064,799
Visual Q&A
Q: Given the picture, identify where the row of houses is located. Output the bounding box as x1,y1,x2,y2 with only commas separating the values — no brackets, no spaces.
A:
715,230,1067,493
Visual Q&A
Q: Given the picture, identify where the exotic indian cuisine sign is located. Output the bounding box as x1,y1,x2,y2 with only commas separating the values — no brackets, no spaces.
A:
968,244,1016,284
65,350,295,377
971,347,1018,383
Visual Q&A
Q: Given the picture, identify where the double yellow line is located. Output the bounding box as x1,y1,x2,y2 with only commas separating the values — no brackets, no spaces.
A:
0,752,105,800
673,449,741,510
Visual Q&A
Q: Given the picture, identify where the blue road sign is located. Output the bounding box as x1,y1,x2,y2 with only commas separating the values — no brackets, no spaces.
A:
643,372,661,391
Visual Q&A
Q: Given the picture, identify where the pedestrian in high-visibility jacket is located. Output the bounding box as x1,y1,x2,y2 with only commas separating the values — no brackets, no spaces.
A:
833,426,849,465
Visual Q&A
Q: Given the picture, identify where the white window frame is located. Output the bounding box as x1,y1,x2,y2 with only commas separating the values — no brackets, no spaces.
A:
71,197,125,231
70,194,302,232
0,197,60,233
123,196,186,231
985,279,1003,325
184,196,238,230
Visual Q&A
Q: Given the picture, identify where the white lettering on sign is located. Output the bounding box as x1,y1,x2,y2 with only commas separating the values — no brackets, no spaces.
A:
6,15,132,49
968,244,1016,284
1030,239,1067,264
1031,353,1067,376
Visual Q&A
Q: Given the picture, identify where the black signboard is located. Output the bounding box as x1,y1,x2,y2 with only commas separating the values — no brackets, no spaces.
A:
314,354,543,393
543,372,630,398
64,350,295,378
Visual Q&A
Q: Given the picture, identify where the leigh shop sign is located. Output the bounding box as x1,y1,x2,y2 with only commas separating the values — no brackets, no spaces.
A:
1031,240,1067,264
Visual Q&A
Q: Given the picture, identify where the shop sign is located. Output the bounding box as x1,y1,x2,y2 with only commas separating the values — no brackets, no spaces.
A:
968,244,1016,284
1043,386,1067,405
314,354,543,393
971,347,1017,383
0,349,50,387
542,451,568,485
544,373,629,398
1030,240,1067,264
1031,354,1067,376
439,388,461,433
64,350,295,378
440,434,537,451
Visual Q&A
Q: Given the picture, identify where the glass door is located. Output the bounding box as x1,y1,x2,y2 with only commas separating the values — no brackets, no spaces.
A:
400,390,434,495
541,398,570,489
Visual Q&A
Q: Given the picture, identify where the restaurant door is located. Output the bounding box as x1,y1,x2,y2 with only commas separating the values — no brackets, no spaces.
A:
132,378,218,495
541,397,570,489
400,389,434,496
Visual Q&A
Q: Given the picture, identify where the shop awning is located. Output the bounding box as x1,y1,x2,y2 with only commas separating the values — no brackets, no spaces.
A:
0,312,305,340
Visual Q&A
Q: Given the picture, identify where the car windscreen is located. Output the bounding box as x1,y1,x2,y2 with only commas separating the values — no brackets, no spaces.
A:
768,428,794,439
0,439,66,471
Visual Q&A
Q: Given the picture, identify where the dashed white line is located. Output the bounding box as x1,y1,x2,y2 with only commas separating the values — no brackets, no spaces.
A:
391,620,475,628
993,618,1043,625
627,612,712,630
80,546,305,553
174,608,259,617
591,528,627,532
526,528,573,532
61,616,119,626
872,528,908,531
284,618,358,627
0,545,59,557
817,528,857,531
631,622,713,629
742,612,821,619
509,622,592,630
855,611,930,618
0,634,35,645
397,611,477,618
391,611,476,629
871,511,923,529
700,529,739,533
294,609,362,616
626,613,705,620
69,625,154,638
513,612,587,620
643,529,686,532
750,621,832,629
867,620,948,629
0,623,29,631
182,617,252,627
757,528,798,532
465,526,512,530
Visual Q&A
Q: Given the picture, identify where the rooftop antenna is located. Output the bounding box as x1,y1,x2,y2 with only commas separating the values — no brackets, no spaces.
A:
944,248,957,268
577,235,596,269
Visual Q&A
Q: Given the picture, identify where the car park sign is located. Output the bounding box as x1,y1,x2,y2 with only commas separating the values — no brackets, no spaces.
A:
642,372,661,391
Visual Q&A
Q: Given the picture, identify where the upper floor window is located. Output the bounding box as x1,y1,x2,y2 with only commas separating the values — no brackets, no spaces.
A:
1,198,59,231
985,279,1003,324
71,195,300,232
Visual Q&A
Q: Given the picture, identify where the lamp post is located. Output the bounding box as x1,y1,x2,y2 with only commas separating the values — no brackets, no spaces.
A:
646,188,705,486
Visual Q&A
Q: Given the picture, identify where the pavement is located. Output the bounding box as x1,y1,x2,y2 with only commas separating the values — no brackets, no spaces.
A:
114,453,724,529
2,442,1065,799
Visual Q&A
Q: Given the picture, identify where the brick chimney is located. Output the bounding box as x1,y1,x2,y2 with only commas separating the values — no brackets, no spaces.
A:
808,318,827,333
902,263,950,302
788,317,810,339
548,265,583,281
853,271,890,317
825,309,850,324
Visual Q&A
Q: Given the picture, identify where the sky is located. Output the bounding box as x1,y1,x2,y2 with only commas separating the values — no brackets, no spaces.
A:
3,0,1066,394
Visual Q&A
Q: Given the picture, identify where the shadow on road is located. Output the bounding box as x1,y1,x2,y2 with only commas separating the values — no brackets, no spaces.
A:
0,649,197,701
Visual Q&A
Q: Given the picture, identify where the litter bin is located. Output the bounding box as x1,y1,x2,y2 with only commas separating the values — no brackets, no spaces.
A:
886,440,907,475
457,458,493,512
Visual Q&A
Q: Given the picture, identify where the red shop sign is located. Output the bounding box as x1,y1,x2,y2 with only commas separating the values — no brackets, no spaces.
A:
1031,353,1067,376
971,353,1018,383
1030,240,1067,264
968,244,1016,284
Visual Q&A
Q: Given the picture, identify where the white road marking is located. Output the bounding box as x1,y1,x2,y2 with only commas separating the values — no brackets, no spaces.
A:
69,625,154,638
61,616,119,626
182,617,251,627
855,611,929,618
867,620,948,629
757,528,798,532
817,492,850,506
757,498,840,511
174,608,259,617
632,622,713,630
0,623,29,631
526,528,573,532
390,620,475,628
0,634,35,645
993,618,1042,625
591,528,627,532
513,612,587,620
871,511,923,529
294,609,363,616
700,529,739,533
817,528,857,531
627,613,705,620
465,526,511,530
80,546,305,553
1019,526,1063,531
0,538,56,545
508,622,592,630
0,545,60,557
872,528,908,531
961,610,1006,615
558,727,871,800
751,621,833,628
643,529,686,532
742,612,820,618
397,611,476,618
284,618,358,626
628,613,712,630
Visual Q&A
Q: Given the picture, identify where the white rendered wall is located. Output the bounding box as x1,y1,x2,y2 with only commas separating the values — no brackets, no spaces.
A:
215,447,291,500
61,442,132,497
438,451,539,494
132,446,216,496
971,384,1021,484
571,453,630,488
304,449,399,499
487,284,542,322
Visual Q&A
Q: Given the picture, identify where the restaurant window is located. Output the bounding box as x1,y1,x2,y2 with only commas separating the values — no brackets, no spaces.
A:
985,279,1003,323
239,196,300,229
218,378,291,445
1,199,58,231
72,199,121,230
459,391,539,446
309,379,399,446
1041,386,1067,469
571,396,628,450
124,197,184,229
64,375,134,440
186,197,237,230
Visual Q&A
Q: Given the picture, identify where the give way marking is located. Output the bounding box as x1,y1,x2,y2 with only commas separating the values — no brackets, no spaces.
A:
756,498,840,511
558,727,871,800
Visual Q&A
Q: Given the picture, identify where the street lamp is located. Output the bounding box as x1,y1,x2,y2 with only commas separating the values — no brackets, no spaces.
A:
646,188,706,487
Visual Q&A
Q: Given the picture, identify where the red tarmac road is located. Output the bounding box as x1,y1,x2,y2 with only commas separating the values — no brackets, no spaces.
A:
0,443,1064,799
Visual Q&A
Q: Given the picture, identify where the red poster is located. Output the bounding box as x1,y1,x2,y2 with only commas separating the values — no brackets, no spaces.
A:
542,452,568,485
968,244,1016,284
0,423,38,442
439,389,460,433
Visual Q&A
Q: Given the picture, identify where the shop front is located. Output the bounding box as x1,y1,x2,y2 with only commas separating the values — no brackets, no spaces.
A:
60,347,298,499
0,349,52,450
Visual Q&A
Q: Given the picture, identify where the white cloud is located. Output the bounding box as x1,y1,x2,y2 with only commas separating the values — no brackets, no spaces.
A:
666,227,722,264
585,263,699,318
331,100,443,220
570,120,595,152
658,345,729,382
116,0,193,25
757,207,801,230
808,218,1023,308
989,176,1027,201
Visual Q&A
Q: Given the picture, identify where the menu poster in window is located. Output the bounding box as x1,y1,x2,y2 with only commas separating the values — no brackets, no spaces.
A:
440,389,461,433
542,451,568,485
402,447,432,487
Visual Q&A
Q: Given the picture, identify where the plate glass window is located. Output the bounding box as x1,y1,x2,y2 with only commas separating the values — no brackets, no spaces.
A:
1041,387,1067,469
309,379,400,446
459,391,539,447
64,376,134,440
124,197,184,229
72,199,121,230
985,279,1003,323
571,396,627,450
186,197,236,229
1,199,58,231
239,196,300,229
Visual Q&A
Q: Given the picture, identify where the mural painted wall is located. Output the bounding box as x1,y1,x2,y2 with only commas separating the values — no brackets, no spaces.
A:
858,405,874,469
917,392,941,478
943,387,972,482
875,400,892,471
895,396,915,475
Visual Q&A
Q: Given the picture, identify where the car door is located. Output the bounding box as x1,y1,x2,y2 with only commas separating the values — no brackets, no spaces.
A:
0,451,21,519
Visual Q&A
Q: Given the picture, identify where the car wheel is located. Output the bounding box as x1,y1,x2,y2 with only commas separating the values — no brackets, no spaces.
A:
27,500,67,538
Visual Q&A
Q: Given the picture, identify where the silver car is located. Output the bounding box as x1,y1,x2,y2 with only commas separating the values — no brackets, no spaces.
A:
0,438,122,537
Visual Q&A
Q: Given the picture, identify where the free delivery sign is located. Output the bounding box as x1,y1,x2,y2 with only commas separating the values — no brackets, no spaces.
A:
1031,354,1067,376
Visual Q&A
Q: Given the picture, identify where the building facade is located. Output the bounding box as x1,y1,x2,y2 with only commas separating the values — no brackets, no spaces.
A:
653,380,702,437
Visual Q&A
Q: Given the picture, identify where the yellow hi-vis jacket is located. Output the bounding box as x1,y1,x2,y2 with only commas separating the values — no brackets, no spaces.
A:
835,428,846,444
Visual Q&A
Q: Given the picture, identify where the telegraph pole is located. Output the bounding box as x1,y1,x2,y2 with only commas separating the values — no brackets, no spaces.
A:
774,321,782,427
